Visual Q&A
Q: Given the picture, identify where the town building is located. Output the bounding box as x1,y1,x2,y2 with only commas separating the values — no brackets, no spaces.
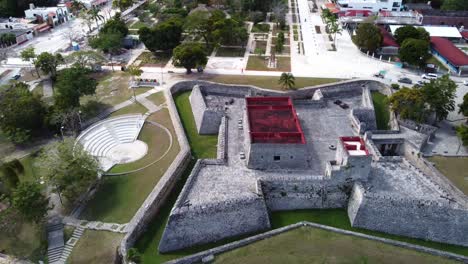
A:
418,10,468,27
79,0,110,9
389,25,463,41
430,36,468,75
335,0,403,13
377,26,399,55
24,4,70,27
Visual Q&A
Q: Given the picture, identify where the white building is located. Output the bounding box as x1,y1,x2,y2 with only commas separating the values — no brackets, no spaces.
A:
389,25,462,41
24,4,70,27
79,0,110,9
336,0,403,12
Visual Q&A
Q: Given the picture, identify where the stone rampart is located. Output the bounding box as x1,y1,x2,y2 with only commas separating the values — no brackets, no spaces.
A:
189,85,224,134
158,196,271,253
120,90,192,261
348,184,468,247
262,177,352,210
247,143,309,170
217,117,228,161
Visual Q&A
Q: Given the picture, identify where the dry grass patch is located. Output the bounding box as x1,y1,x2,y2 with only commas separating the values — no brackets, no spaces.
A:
68,230,123,264
246,56,291,72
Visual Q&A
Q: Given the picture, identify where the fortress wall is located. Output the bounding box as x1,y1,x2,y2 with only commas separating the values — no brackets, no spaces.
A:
261,177,353,211
217,117,228,161
348,185,468,247
189,86,224,134
120,90,192,261
247,143,309,170
158,196,271,253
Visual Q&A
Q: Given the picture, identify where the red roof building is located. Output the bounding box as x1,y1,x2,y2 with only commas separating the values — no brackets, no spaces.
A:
379,26,399,47
430,37,468,75
246,97,305,144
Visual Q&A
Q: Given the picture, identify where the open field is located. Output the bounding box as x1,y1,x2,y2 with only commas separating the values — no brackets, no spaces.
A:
68,230,123,264
109,102,148,117
215,47,246,57
81,71,151,108
199,74,342,91
135,52,171,67
147,91,165,106
372,92,390,130
246,56,291,72
80,108,180,223
428,156,468,195
214,226,458,264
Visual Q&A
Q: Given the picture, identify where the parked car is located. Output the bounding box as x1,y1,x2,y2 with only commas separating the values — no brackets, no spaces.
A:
421,73,438,80
373,73,384,78
11,74,20,80
463,80,468,86
398,77,412,84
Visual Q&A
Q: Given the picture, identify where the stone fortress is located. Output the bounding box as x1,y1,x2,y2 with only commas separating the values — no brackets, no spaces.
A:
158,81,468,253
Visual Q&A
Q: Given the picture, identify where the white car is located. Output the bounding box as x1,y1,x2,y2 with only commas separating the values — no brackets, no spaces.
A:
421,73,438,80
463,80,468,86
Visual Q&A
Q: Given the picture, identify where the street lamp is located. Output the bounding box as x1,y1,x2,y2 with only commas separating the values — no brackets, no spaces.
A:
78,110,82,130
60,126,65,139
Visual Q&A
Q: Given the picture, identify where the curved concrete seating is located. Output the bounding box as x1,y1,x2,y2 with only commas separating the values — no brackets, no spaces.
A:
76,114,147,171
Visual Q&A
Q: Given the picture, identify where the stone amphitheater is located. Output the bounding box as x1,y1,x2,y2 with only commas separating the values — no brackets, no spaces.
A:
76,114,148,171
154,81,468,254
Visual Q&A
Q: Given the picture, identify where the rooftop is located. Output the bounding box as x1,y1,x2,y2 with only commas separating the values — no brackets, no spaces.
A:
430,36,468,67
389,25,462,38
246,97,305,144
340,136,369,156
379,26,399,47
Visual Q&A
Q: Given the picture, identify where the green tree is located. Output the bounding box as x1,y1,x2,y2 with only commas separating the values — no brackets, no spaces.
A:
212,17,248,46
441,0,468,11
127,248,142,263
394,25,429,45
20,47,40,78
459,93,468,118
278,72,296,90
456,125,468,146
275,32,285,53
388,87,427,122
398,38,430,68
172,43,208,74
0,82,46,143
89,31,122,71
329,20,342,46
127,65,143,101
88,6,104,29
35,52,64,81
0,163,19,193
138,17,184,52
184,10,225,49
66,50,105,70
70,0,86,15
422,75,457,122
54,65,97,110
38,138,100,205
113,0,134,11
11,182,49,223
354,23,382,52
100,12,128,37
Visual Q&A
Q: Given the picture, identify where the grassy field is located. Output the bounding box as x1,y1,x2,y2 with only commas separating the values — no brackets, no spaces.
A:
174,92,218,158
81,71,151,108
428,156,468,195
0,154,46,261
214,226,458,264
215,47,246,57
135,52,171,67
109,102,148,117
372,92,390,130
246,56,291,72
199,74,342,90
147,91,166,106
68,230,124,264
80,109,180,223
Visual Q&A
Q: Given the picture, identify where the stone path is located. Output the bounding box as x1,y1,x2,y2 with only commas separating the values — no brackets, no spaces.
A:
46,217,65,264
42,78,53,98
139,96,162,113
58,226,85,264
63,216,128,233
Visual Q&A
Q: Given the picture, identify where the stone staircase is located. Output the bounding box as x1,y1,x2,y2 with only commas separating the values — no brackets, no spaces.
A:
58,226,85,263
46,219,64,264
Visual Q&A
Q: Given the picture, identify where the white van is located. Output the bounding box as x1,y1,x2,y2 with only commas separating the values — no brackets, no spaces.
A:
421,73,438,80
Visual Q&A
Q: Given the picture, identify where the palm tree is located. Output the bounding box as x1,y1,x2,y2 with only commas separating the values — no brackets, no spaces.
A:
70,0,86,15
278,72,295,90
329,20,342,47
127,66,143,102
88,7,104,29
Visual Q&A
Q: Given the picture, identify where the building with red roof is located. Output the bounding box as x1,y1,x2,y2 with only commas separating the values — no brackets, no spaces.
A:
377,26,399,55
430,36,468,75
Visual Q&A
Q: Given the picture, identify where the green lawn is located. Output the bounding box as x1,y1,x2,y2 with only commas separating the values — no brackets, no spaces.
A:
254,41,267,55
251,23,270,33
214,226,458,264
199,74,342,90
246,56,291,72
371,92,390,130
135,51,172,67
174,92,218,158
80,109,180,223
147,92,166,106
215,47,246,57
68,230,124,264
428,156,468,195
129,20,148,30
109,102,148,117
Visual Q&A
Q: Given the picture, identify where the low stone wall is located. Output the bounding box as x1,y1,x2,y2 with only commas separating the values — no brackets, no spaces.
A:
166,221,468,264
217,117,228,161
247,143,309,170
119,90,192,261
159,195,271,253
349,184,468,247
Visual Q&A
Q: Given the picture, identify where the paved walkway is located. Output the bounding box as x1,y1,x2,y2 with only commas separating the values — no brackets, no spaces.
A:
63,216,128,233
43,78,53,98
